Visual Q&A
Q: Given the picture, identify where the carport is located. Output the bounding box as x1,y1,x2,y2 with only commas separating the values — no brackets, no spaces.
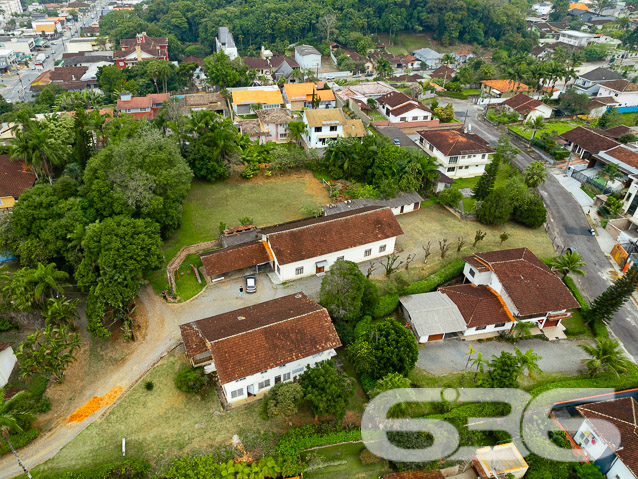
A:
200,240,273,281
399,291,466,343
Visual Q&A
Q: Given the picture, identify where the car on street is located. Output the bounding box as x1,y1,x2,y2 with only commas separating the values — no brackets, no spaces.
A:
245,275,257,293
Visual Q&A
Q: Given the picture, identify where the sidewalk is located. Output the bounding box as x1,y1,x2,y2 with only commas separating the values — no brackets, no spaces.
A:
551,171,594,208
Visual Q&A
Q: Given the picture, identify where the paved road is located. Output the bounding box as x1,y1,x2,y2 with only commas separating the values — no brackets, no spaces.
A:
445,98,638,362
418,339,591,375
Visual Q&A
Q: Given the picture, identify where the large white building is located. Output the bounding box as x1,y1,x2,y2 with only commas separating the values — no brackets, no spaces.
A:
417,128,495,178
180,292,341,404
376,91,433,123
574,67,624,96
294,44,321,72
558,30,596,47
0,0,22,16
302,108,366,148
597,79,638,108
216,27,238,60
574,397,638,479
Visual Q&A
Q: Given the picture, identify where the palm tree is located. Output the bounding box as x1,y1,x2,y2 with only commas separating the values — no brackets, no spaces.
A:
375,57,393,80
523,161,547,188
287,121,307,146
580,338,631,377
514,347,543,379
596,163,623,193
550,251,586,279
24,263,69,306
43,297,80,328
0,389,35,478
471,351,487,382
10,121,62,183
526,115,545,141
511,320,534,340
155,60,174,93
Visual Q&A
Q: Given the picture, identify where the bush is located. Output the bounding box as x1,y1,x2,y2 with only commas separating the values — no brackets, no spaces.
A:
564,326,588,337
0,317,18,331
174,366,209,394
0,428,39,454
360,374,378,393
55,458,152,478
276,424,361,456
372,293,399,318
552,150,570,161
38,396,51,412
144,381,154,391
334,321,355,345
562,277,589,311
590,318,609,339
438,188,463,207
402,259,465,295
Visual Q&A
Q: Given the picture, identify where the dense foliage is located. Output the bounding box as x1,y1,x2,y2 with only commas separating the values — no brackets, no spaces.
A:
299,359,352,420
276,424,361,456
174,366,210,394
588,264,638,324
319,260,378,322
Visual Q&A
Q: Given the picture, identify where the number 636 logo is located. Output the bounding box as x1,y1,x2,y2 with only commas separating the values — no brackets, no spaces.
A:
361,388,620,462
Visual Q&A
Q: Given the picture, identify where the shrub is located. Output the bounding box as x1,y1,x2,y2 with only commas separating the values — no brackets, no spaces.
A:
552,150,570,161
562,277,589,311
0,428,39,454
564,326,588,337
360,448,383,464
276,424,362,456
590,318,609,339
402,259,465,295
144,381,154,391
174,366,209,394
55,458,152,478
0,317,18,332
334,321,355,345
360,374,378,393
38,396,51,412
372,293,399,318
438,188,463,207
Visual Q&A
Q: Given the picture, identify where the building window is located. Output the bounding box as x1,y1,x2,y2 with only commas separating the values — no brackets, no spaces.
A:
476,325,487,331
283,372,291,381
400,117,406,122
230,388,243,399
469,269,476,278
336,256,344,261
274,375,281,384
495,322,506,328
279,133,287,139
379,244,386,253
314,126,322,132
447,167,456,173
364,248,372,257
258,379,271,390
412,116,418,121
419,137,424,144
449,156,459,164
329,125,337,132
481,154,486,159
295,266,304,275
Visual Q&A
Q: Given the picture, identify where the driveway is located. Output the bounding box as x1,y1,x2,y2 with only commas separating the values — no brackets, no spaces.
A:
418,339,591,375
446,97,638,363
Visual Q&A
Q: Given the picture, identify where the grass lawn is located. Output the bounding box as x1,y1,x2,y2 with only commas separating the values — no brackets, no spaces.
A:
447,163,514,212
147,173,330,293
379,33,432,56
368,109,386,121
562,309,593,338
509,120,584,140
462,89,481,96
302,443,390,478
173,254,205,302
619,112,638,127
31,349,290,476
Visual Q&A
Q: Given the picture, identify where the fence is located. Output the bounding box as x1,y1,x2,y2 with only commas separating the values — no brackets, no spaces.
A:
569,170,614,195
165,239,220,298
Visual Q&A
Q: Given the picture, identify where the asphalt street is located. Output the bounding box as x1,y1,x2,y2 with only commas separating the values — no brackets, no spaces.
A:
446,97,638,361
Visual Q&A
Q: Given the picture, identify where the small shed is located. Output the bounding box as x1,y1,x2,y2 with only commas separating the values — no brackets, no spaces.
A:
399,292,466,342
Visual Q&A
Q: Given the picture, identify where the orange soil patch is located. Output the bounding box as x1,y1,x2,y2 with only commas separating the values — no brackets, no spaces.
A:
67,386,123,424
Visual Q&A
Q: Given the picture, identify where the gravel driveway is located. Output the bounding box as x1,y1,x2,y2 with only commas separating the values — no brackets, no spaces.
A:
418,339,593,375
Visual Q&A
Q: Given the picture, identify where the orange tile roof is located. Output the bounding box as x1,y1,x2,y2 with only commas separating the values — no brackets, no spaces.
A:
232,89,284,106
481,80,531,93
283,83,335,102
570,2,590,10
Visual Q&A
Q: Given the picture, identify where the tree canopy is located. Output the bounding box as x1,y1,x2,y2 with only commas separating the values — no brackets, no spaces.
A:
319,260,378,322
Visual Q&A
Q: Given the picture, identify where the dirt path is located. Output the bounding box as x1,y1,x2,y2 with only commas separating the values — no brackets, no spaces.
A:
0,286,181,479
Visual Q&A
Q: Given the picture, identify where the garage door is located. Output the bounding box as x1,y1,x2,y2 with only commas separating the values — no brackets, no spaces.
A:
428,334,444,341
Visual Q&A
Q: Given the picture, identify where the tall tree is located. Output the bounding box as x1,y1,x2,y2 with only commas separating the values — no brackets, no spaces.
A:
587,264,638,324
375,57,393,80
579,338,631,377
300,359,352,421
287,121,307,146
317,13,337,44
473,154,501,200
319,260,378,322
495,134,520,164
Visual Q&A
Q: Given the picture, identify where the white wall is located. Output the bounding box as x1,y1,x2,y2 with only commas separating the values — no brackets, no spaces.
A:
525,104,553,121
272,236,397,281
0,347,16,388
464,321,514,337
418,136,491,178
607,456,635,479
221,349,336,403
575,419,613,461
390,202,420,215
598,86,638,108
387,106,432,123
296,52,321,72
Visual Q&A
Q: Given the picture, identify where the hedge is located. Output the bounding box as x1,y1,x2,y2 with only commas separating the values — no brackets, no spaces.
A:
401,259,465,296
562,277,589,311
276,425,361,456
55,458,151,479
372,293,399,318
0,428,39,454
590,318,609,339
529,364,638,396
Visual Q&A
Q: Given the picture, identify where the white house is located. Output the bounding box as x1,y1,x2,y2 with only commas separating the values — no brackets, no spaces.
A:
322,191,424,217
417,129,495,178
294,44,321,72
412,48,443,69
574,67,625,96
574,397,638,479
532,1,553,15
376,91,433,123
500,93,553,122
0,49,16,72
179,293,341,404
0,343,16,388
597,79,638,108
301,108,365,148
463,248,580,330
558,30,596,47
216,27,238,60
263,206,403,281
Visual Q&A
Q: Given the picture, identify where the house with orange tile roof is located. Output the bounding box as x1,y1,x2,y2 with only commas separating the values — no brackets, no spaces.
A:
480,79,532,98
116,92,169,120
282,82,336,110
230,86,285,115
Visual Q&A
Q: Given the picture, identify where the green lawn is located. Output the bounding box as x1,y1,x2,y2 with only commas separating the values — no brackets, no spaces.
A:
462,89,481,96
172,254,205,302
302,443,390,478
368,109,386,121
379,33,432,56
146,173,331,293
509,120,585,140
619,112,638,127
447,163,514,211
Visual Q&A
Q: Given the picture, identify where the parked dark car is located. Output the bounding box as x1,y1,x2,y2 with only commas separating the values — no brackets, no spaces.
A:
245,275,257,293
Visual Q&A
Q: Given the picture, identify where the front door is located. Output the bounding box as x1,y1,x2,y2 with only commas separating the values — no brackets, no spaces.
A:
274,375,281,384
247,384,255,397
400,205,405,213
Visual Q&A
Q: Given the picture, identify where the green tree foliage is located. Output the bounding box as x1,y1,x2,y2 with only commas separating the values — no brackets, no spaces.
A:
550,251,586,278
477,187,513,225
43,297,80,328
15,323,81,382
523,161,546,188
374,57,392,79
76,216,163,338
300,359,352,420
513,188,547,228
203,52,255,88
558,89,591,115
575,462,606,479
481,351,520,388
174,366,210,393
2,263,69,311
319,260,378,322
472,154,501,200
351,319,418,379
495,134,520,164
83,128,193,236
588,264,638,324
433,103,455,122
259,382,304,419
579,337,631,377
438,188,463,207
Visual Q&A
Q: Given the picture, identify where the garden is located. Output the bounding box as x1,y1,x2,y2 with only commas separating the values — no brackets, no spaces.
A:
509,120,584,140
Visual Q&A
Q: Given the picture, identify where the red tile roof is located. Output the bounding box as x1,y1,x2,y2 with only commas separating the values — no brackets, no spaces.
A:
120,33,167,50
383,471,445,479
263,206,403,265
182,55,203,66
417,129,494,157
440,284,514,328
599,79,638,92
377,91,415,109
179,293,341,384
501,93,545,115
576,397,638,477
430,65,456,80
464,248,580,317
116,93,169,110
200,241,272,277
391,103,432,117
0,155,36,198
481,79,531,93
560,126,620,155
598,145,638,170
242,57,271,70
